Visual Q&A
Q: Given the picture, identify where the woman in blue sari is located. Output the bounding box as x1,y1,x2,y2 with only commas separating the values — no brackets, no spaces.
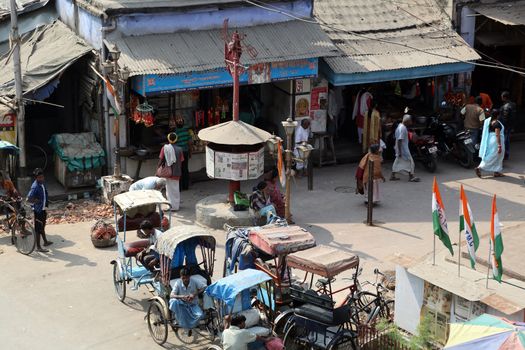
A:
476,113,505,178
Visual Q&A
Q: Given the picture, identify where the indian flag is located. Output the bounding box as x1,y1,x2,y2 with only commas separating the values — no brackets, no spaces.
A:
490,195,504,283
104,77,122,116
432,177,454,256
459,185,479,269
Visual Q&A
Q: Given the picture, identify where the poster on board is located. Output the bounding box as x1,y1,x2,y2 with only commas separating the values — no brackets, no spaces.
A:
295,95,311,118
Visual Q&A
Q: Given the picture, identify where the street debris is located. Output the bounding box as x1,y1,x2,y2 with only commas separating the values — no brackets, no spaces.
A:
47,199,113,225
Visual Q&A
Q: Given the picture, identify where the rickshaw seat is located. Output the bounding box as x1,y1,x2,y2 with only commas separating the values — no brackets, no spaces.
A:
123,239,150,257
294,304,351,326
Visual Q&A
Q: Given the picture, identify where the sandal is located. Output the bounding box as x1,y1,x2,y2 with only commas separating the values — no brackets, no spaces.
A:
475,168,481,178
409,177,420,182
390,176,400,181
494,172,505,177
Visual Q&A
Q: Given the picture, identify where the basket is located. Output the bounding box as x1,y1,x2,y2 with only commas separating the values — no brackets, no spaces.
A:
91,236,116,248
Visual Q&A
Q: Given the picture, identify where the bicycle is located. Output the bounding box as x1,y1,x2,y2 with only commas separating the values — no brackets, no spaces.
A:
1,198,37,255
353,269,394,324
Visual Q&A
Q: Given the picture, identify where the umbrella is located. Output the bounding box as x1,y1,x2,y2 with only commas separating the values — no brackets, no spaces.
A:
444,314,525,349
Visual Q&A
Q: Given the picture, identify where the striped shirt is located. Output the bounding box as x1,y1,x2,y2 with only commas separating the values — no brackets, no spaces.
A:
175,126,191,152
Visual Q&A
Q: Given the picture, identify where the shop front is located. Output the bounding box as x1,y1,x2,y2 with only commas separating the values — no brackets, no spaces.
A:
107,19,338,183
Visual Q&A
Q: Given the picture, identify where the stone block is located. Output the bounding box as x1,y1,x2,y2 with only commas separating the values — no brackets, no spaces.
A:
102,174,133,204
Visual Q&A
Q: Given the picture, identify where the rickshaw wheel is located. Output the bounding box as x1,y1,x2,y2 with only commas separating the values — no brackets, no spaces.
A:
283,323,307,350
206,346,223,350
112,262,126,302
175,326,197,344
12,218,36,255
147,300,168,345
203,309,221,341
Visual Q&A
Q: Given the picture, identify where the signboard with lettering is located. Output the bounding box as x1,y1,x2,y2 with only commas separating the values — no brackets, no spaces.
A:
132,58,318,95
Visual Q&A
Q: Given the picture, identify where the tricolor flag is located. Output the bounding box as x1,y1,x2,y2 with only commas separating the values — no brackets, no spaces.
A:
490,195,504,283
104,77,122,116
459,185,479,269
432,178,454,256
277,140,286,187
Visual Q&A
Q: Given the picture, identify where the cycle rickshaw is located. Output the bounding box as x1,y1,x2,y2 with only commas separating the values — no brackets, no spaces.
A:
111,190,171,302
224,221,316,306
145,225,217,345
281,245,361,349
205,268,280,350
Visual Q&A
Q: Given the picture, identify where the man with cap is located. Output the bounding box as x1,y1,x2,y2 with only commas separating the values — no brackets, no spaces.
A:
158,132,184,211
390,115,420,182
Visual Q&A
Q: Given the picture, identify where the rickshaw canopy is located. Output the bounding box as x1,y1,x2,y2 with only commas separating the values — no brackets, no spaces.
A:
156,224,215,258
205,269,272,307
113,190,170,212
248,225,316,256
287,245,359,278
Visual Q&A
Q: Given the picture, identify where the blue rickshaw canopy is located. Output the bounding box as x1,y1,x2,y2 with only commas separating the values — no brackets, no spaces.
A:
205,269,272,307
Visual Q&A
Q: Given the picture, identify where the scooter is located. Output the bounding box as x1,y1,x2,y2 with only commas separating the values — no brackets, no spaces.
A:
408,131,438,173
426,116,476,168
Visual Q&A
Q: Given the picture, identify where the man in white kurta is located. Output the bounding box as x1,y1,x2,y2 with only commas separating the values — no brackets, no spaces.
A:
294,119,311,173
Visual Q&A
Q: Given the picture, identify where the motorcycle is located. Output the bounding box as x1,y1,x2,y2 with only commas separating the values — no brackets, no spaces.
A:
408,131,438,173
426,116,476,168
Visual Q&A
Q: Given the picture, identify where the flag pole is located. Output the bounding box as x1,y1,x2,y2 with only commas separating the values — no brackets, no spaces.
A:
433,233,436,266
486,240,491,289
458,228,461,277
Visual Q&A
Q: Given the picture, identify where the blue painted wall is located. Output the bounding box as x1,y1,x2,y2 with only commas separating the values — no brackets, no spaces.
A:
117,0,311,36
56,0,311,49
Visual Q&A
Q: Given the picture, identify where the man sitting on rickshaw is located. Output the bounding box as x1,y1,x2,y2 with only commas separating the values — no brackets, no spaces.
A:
169,267,207,334
136,220,163,272
0,171,21,230
249,182,277,224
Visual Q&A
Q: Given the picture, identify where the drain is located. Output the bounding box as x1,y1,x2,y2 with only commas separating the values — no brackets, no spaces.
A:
334,186,354,193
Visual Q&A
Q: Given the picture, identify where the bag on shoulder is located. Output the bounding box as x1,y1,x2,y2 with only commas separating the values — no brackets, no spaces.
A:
155,158,172,178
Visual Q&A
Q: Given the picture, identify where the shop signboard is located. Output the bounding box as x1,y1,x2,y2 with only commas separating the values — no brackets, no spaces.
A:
206,147,264,180
132,58,318,95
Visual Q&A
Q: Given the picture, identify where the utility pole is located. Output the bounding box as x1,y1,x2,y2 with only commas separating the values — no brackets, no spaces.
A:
225,30,242,203
10,0,29,190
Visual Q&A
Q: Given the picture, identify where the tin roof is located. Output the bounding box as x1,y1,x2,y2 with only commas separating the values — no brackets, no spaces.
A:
0,0,49,21
471,1,525,26
108,20,339,77
75,0,244,14
314,0,480,75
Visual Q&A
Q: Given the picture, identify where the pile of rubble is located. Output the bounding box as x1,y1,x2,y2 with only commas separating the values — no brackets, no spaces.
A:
47,200,114,225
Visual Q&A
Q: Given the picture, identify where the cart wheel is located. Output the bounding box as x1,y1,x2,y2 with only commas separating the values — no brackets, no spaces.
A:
175,326,197,344
12,218,36,255
203,309,221,341
147,300,169,345
283,323,306,350
112,262,126,302
206,346,223,350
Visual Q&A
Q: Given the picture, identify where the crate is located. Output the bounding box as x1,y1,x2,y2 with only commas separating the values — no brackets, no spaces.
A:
54,156,101,189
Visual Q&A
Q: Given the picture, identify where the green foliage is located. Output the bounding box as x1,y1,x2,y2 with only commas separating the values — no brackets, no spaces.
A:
409,315,435,350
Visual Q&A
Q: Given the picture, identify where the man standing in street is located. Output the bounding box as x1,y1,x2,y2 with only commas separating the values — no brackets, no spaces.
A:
27,168,52,252
294,118,310,177
174,116,191,191
390,115,420,182
461,96,485,145
500,91,516,160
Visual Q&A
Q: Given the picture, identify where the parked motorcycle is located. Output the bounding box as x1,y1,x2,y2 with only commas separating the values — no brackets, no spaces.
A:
426,116,476,168
408,131,438,173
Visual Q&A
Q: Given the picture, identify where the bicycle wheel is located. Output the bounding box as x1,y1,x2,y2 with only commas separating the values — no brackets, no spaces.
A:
356,291,378,323
283,323,307,350
112,262,126,302
147,300,169,345
12,218,36,255
379,299,394,321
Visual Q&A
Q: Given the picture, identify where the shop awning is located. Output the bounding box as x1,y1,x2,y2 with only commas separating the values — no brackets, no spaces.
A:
0,21,92,97
314,0,480,86
470,1,525,26
108,20,339,77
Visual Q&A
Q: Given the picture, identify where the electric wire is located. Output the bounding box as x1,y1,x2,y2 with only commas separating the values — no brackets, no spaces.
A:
243,0,525,76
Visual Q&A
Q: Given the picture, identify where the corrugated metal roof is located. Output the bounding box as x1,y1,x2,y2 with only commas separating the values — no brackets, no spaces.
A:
0,0,49,21
314,0,480,75
84,0,241,12
108,20,339,77
471,1,525,26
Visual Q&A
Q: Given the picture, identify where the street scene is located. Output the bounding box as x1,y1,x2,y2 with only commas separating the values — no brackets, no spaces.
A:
1,0,525,349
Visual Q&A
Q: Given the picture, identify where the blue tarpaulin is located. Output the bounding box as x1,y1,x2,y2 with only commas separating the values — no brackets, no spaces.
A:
205,269,272,308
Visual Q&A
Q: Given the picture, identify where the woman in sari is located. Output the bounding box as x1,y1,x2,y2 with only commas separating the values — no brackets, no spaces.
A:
476,112,504,178
356,144,385,204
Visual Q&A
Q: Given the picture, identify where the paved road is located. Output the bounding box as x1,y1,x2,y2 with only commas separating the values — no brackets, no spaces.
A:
1,143,524,349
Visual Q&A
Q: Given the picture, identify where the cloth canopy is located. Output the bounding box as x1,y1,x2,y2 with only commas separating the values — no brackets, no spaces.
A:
0,20,92,97
198,120,271,145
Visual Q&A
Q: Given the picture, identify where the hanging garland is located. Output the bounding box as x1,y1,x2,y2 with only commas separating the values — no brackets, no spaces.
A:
132,101,155,127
